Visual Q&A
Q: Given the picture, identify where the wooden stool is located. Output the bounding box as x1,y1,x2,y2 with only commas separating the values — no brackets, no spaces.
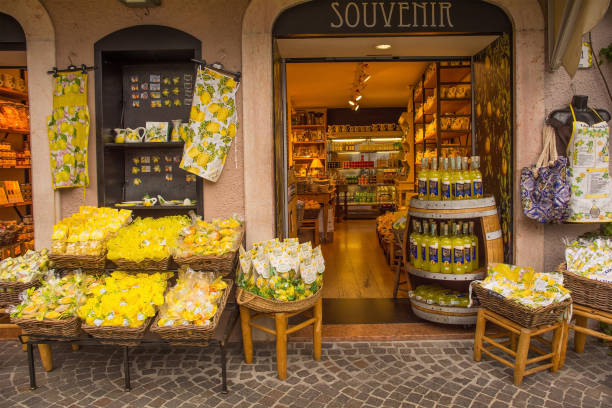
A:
559,303,612,368
300,218,319,247
474,308,567,386
239,297,322,380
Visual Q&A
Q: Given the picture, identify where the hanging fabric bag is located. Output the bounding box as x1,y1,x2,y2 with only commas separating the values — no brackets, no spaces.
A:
520,125,570,223
565,106,612,222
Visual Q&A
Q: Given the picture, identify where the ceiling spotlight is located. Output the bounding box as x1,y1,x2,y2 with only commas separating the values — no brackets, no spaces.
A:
348,100,355,106
376,44,391,50
354,105,360,111
363,74,371,83
355,94,362,101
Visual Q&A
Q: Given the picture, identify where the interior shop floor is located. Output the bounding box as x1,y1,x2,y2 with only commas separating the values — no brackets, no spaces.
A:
321,219,407,299
1,337,610,408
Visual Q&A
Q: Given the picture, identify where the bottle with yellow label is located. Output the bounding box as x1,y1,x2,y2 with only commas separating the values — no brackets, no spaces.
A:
462,221,472,273
440,158,451,201
462,157,472,199
469,221,479,270
409,219,420,268
450,157,464,200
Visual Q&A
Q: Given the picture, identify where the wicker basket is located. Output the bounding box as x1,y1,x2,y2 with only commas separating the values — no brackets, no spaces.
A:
110,257,170,271
558,263,612,313
0,280,39,307
303,208,321,219
49,252,107,270
236,285,322,314
173,229,243,274
81,317,153,346
12,316,81,339
472,282,571,328
151,280,233,346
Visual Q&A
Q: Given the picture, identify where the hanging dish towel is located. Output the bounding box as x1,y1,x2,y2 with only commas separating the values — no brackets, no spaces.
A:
520,126,570,223
46,72,90,189
180,67,239,182
566,105,611,222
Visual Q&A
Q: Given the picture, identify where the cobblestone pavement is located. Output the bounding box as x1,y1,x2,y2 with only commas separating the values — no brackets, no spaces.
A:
0,338,610,408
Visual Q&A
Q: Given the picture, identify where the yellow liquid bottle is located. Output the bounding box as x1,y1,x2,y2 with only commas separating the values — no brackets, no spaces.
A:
441,158,452,201
428,221,441,272
421,219,430,271
409,219,419,267
413,220,423,269
428,158,441,201
461,157,472,199
417,158,429,200
440,223,452,274
469,221,479,271
462,221,472,273
451,223,465,274
471,156,483,198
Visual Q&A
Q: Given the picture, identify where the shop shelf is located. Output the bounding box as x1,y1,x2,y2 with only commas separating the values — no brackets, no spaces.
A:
293,141,326,144
424,72,437,89
406,264,486,281
292,124,326,128
409,297,478,325
112,204,197,210
0,166,30,169
293,156,325,160
345,201,394,206
439,98,471,113
0,200,32,208
104,142,185,149
0,87,28,100
0,128,29,135
328,131,403,139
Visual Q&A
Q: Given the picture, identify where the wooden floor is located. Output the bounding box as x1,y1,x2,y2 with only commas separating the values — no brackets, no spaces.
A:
321,219,407,299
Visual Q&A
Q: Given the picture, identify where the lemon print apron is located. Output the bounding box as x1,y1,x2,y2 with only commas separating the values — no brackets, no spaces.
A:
46,72,90,189
566,105,611,222
180,67,239,182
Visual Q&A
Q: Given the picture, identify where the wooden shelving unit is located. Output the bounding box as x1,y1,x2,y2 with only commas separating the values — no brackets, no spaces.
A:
290,108,327,177
0,76,34,258
412,61,474,184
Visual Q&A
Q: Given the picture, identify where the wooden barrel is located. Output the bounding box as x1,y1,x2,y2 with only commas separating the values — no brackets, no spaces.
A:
407,195,504,266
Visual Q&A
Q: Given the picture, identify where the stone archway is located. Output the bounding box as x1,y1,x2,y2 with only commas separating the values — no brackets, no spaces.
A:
241,0,547,270
0,0,56,250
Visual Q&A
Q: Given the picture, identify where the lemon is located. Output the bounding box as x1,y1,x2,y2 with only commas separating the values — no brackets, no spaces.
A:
220,129,227,137
226,78,236,89
207,103,220,114
60,122,71,133
196,112,205,122
216,108,229,122
196,153,210,167
190,105,198,118
187,146,199,158
63,153,76,166
228,123,236,138
206,122,220,133
199,91,211,105
70,83,80,94
53,109,63,121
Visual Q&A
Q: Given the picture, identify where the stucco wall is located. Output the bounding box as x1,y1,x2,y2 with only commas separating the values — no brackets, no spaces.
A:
39,0,249,220
542,6,612,271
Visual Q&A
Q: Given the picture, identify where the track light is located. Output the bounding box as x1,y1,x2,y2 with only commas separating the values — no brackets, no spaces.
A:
348,100,355,106
355,94,362,101
354,105,360,111
363,74,371,83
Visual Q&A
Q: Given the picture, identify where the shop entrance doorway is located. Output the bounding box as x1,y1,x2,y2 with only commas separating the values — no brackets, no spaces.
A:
272,1,513,330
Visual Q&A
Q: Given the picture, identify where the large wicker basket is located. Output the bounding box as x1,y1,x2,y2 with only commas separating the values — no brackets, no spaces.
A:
472,282,571,328
81,317,153,346
174,252,237,274
110,257,170,271
151,280,233,346
49,252,107,270
236,285,322,314
558,263,612,313
12,316,81,339
0,280,39,307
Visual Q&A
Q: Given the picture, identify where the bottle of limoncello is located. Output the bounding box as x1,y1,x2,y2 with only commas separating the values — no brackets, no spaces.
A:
440,222,452,274
450,157,464,200
409,219,419,267
462,221,472,273
428,158,441,201
440,158,451,201
462,157,472,199
420,219,430,271
469,221,479,271
451,223,465,274
417,158,429,200
471,156,483,198
428,221,441,272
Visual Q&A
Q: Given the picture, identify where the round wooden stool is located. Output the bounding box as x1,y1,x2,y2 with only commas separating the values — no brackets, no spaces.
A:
474,308,567,386
239,297,322,380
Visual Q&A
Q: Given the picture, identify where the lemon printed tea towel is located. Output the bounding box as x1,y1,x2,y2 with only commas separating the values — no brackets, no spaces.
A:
47,72,90,189
180,67,238,182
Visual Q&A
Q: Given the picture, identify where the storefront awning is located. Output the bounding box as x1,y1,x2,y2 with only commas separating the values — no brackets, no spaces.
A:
548,0,610,77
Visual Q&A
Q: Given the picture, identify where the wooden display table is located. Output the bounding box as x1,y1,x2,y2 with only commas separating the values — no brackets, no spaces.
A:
239,298,322,380
559,303,612,368
474,308,567,386
298,191,335,243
